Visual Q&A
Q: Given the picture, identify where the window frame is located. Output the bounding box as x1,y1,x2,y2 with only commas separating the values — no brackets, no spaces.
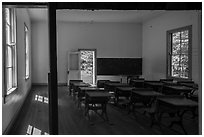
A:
24,23,29,80
3,7,18,98
166,25,192,80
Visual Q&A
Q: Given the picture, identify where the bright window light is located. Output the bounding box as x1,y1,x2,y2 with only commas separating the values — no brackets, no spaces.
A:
35,95,38,101
26,125,32,135
38,95,43,102
33,127,41,135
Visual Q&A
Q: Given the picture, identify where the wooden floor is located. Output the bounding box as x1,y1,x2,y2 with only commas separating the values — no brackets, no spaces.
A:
9,85,199,135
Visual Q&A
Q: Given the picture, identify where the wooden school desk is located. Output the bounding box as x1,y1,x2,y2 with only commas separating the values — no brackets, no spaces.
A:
157,96,198,134
78,87,104,108
115,87,135,105
85,91,112,123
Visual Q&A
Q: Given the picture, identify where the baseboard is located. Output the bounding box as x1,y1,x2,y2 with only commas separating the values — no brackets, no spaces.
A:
3,86,32,135
32,83,48,86
58,83,67,86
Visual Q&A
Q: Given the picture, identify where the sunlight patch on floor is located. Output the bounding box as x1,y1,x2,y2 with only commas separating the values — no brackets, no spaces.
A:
26,124,49,135
34,95,49,104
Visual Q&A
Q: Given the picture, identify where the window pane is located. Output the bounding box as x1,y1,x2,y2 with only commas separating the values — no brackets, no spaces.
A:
26,54,29,77
11,9,15,43
172,32,181,55
5,8,10,25
7,46,12,67
172,32,181,45
172,65,181,77
181,30,188,39
172,43,180,55
180,55,189,78
6,24,11,44
25,25,29,78
26,33,29,53
172,55,180,65
11,25,15,43
7,68,13,91
181,43,188,54
171,55,180,77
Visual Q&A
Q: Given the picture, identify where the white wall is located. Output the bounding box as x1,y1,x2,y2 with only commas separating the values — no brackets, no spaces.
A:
142,11,201,83
2,8,32,133
32,11,201,84
57,22,142,84
31,21,49,84
31,22,143,84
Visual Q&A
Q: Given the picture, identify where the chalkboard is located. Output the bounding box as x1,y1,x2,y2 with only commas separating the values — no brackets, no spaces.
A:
97,58,142,76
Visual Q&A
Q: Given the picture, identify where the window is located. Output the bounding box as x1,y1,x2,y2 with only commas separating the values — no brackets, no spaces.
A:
4,8,17,95
167,25,192,79
25,23,29,79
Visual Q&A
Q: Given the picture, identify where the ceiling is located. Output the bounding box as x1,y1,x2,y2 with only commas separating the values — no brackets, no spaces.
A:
28,8,166,23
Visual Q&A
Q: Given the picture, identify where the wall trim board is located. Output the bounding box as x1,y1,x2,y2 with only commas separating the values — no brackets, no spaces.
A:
3,86,32,135
32,83,67,86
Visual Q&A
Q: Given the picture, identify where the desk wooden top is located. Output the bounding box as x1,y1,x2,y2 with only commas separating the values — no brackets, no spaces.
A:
116,87,135,91
180,83,198,88
145,82,163,86
131,79,144,82
165,85,193,91
70,81,83,83
158,96,198,107
86,92,112,97
73,82,90,87
162,81,178,85
105,83,129,87
132,90,163,97
79,87,104,91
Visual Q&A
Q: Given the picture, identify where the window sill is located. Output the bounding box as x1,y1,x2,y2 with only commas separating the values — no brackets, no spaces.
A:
4,87,18,104
7,87,17,96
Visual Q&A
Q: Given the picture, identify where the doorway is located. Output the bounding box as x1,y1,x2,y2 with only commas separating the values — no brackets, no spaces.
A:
79,49,96,85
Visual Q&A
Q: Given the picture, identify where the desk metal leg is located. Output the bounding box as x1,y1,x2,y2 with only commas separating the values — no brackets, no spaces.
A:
84,102,112,126
102,104,109,121
115,95,119,106
169,110,187,135
84,103,89,116
151,112,163,129
127,102,132,114
77,97,81,108
191,108,198,119
69,88,72,96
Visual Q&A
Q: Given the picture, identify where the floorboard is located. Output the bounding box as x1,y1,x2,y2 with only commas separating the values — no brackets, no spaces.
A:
8,85,199,135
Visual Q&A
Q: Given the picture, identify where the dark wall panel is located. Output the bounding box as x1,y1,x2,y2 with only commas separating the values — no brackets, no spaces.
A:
97,58,142,76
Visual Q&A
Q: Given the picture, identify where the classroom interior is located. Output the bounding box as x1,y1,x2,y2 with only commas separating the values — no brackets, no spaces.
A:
2,2,202,135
